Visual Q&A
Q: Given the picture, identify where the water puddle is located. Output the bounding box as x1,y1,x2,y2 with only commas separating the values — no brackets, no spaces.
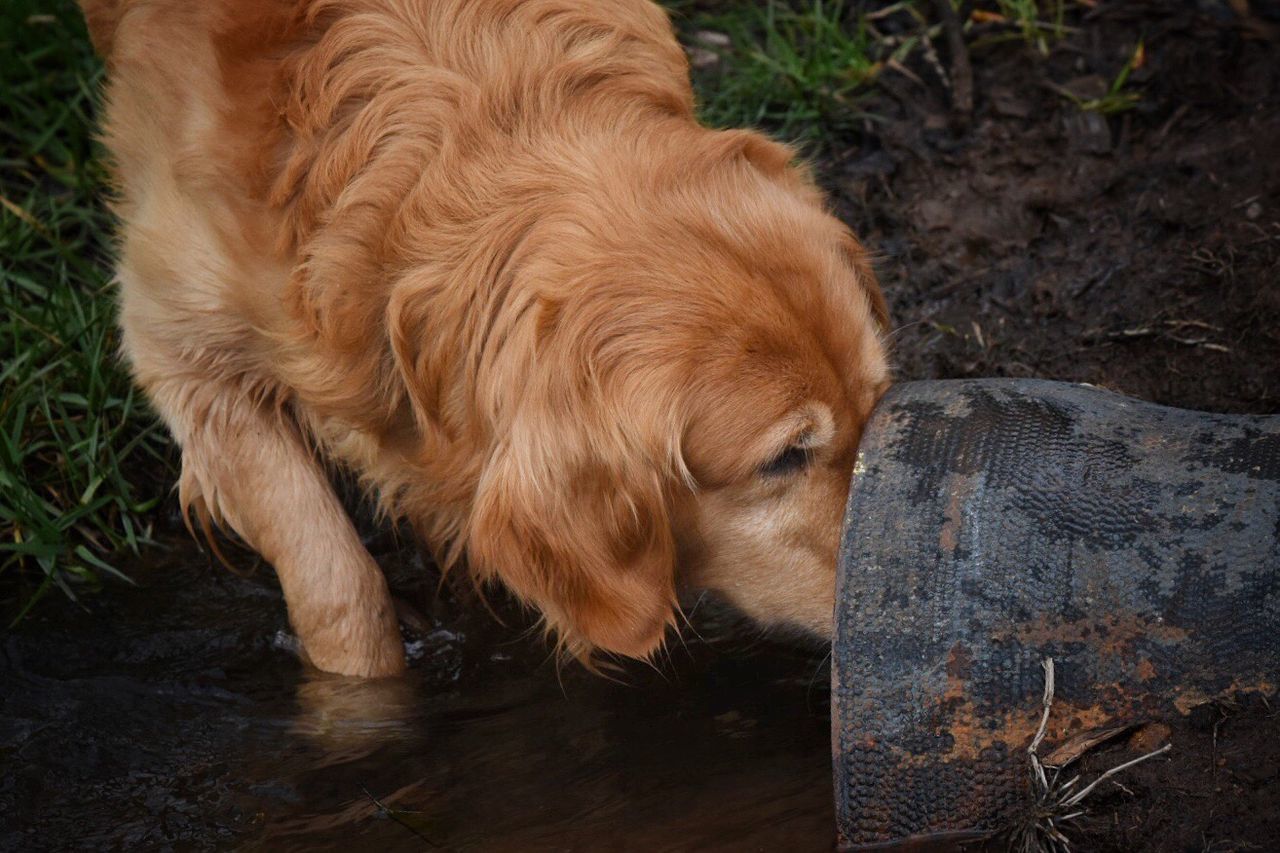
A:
2,537,835,851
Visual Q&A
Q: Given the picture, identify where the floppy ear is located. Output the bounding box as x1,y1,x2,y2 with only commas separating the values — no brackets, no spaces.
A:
465,405,678,662
841,232,890,332
78,0,121,57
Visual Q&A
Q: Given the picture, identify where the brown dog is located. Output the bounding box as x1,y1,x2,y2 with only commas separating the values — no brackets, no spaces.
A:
81,0,890,676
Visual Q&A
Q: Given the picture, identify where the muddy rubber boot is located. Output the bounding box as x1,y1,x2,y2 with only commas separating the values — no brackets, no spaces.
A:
832,379,1280,849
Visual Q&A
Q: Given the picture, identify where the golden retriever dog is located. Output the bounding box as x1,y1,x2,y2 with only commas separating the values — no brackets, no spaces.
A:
80,0,890,677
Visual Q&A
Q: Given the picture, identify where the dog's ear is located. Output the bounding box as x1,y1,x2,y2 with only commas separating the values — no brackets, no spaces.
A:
78,0,121,57
841,232,890,332
465,395,678,662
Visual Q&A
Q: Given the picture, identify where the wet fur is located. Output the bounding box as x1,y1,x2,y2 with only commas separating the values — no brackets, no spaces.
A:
81,0,890,676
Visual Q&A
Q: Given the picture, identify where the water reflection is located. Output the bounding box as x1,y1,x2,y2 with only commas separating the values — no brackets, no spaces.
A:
291,671,424,762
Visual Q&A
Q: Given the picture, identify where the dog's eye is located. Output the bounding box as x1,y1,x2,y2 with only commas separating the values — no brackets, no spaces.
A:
761,445,811,477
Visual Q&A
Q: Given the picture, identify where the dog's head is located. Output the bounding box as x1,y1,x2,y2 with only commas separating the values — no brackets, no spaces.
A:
459,128,889,662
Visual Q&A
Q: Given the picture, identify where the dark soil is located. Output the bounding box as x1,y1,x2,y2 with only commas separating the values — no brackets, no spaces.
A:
1065,699,1280,853
832,1,1280,415
819,1,1280,850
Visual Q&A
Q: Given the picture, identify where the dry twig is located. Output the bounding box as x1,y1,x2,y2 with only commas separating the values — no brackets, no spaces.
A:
931,0,973,118
1009,658,1173,853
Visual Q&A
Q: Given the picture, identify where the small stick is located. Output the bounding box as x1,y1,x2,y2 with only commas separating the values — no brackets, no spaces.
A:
359,784,447,850
1061,744,1173,807
932,0,973,118
1030,658,1055,752
1029,658,1056,791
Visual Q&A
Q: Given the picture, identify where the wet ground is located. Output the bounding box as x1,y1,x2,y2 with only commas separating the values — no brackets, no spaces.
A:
3,538,837,852
4,1,1279,850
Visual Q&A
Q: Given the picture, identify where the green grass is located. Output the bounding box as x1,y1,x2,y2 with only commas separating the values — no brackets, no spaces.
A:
671,1,1078,145
1064,40,1146,116
976,0,1067,55
1,0,169,623
673,0,891,146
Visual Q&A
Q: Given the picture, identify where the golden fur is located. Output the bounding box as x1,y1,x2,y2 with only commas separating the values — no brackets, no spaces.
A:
81,0,890,676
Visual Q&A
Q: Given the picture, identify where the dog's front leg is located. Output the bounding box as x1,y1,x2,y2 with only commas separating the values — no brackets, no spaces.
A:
148,378,407,677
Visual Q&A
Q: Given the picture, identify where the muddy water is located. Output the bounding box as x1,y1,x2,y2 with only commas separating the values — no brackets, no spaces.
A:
1,537,837,851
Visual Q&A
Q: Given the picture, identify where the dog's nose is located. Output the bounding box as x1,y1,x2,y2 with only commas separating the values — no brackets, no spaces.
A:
830,378,1280,848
